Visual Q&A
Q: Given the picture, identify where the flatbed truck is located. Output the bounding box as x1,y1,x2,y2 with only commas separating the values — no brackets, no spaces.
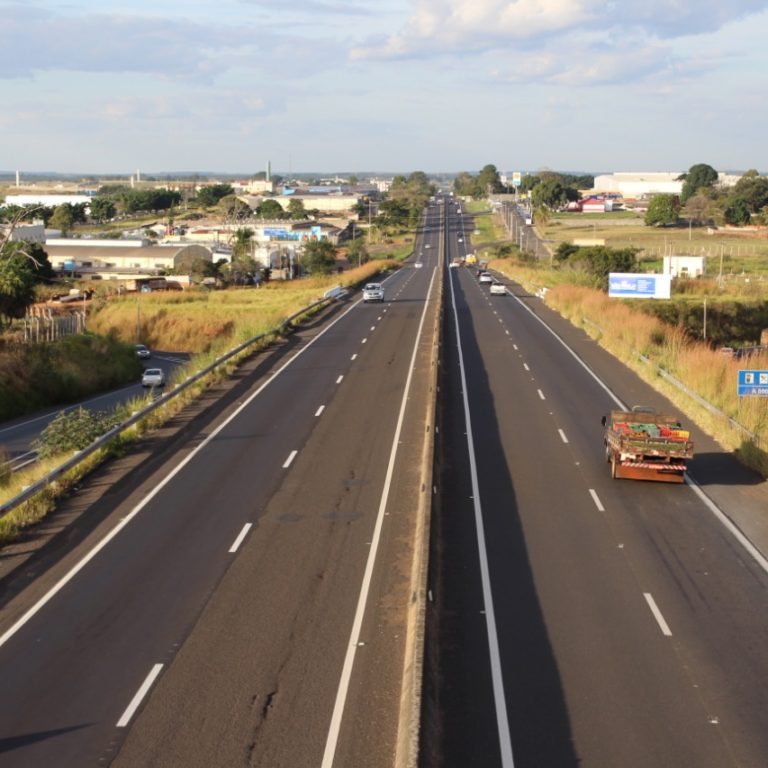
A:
602,406,693,483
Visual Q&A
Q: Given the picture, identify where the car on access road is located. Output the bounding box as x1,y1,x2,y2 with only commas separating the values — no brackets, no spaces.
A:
141,368,166,388
135,344,151,359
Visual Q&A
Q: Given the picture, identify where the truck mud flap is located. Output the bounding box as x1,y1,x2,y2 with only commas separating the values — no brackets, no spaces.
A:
614,462,686,483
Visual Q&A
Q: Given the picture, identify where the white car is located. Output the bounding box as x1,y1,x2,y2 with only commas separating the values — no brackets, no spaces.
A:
478,272,493,284
141,368,166,388
424,243,431,249
362,282,385,302
414,262,423,268
490,282,507,295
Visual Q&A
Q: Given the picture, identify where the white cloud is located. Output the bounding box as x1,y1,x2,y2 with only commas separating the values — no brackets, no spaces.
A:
352,0,768,61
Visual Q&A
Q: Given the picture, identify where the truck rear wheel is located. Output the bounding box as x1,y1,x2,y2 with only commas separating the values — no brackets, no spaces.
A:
610,454,618,479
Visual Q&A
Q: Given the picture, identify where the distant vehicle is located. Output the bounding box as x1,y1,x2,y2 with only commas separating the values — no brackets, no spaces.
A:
141,368,166,388
449,258,462,268
490,282,506,295
362,282,385,303
465,253,477,265
458,237,463,243
135,344,151,359
414,262,423,268
424,243,431,249
478,272,493,284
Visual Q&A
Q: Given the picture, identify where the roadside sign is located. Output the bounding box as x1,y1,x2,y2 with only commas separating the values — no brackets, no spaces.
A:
608,273,671,299
512,171,522,187
738,369,768,397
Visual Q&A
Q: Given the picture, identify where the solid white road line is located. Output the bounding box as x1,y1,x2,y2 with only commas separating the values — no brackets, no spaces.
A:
117,663,164,727
315,405,326,417
589,489,605,512
558,429,569,444
644,593,673,636
321,267,437,768
229,523,252,553
447,262,516,767
282,450,298,469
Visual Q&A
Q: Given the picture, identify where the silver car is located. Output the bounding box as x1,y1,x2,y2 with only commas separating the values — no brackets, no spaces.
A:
363,282,385,302
141,368,166,388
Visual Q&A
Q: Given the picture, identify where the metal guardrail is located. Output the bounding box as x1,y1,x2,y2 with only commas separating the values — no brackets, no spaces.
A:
0,291,346,521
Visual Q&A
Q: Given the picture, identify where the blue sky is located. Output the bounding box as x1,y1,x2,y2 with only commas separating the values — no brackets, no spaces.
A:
2,0,768,175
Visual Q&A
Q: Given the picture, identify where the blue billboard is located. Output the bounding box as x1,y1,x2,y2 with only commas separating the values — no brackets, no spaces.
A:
608,273,671,299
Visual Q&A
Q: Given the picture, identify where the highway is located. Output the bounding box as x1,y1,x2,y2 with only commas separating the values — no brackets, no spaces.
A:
3,196,768,768
0,207,441,767
422,199,768,767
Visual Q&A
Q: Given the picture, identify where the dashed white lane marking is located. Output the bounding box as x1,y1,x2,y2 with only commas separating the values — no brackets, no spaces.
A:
537,389,545,400
589,489,605,512
315,405,325,417
523,363,530,371
350,353,357,361
644,593,673,636
558,429,569,444
513,344,518,350
370,326,375,331
336,375,344,384
283,450,298,469
117,664,164,727
362,338,368,344
229,523,253,553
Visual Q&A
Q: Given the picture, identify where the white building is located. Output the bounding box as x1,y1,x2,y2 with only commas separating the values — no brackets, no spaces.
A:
663,255,706,279
592,173,684,197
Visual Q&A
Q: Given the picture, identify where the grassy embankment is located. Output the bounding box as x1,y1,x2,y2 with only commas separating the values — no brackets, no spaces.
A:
464,202,768,475
0,259,401,543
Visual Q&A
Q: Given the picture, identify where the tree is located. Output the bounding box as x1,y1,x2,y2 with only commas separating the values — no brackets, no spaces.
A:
644,194,680,226
89,197,116,223
301,239,337,275
218,194,251,220
477,164,503,195
0,244,39,324
519,174,540,194
683,192,714,227
679,163,718,203
256,199,285,219
531,179,579,210
196,184,234,207
346,238,369,267
49,204,74,235
731,170,768,213
287,198,307,220
231,228,255,261
723,198,752,226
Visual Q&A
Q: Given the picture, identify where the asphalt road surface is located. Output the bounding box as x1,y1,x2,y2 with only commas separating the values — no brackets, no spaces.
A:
0,211,441,768
421,200,768,767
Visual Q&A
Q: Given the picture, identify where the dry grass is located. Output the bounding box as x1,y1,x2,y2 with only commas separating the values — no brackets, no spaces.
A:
88,262,396,354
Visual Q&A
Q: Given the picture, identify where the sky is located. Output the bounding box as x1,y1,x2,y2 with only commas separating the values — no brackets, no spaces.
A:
2,0,768,176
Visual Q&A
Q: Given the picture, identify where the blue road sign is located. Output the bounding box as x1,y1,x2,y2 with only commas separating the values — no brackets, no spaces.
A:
738,369,768,397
